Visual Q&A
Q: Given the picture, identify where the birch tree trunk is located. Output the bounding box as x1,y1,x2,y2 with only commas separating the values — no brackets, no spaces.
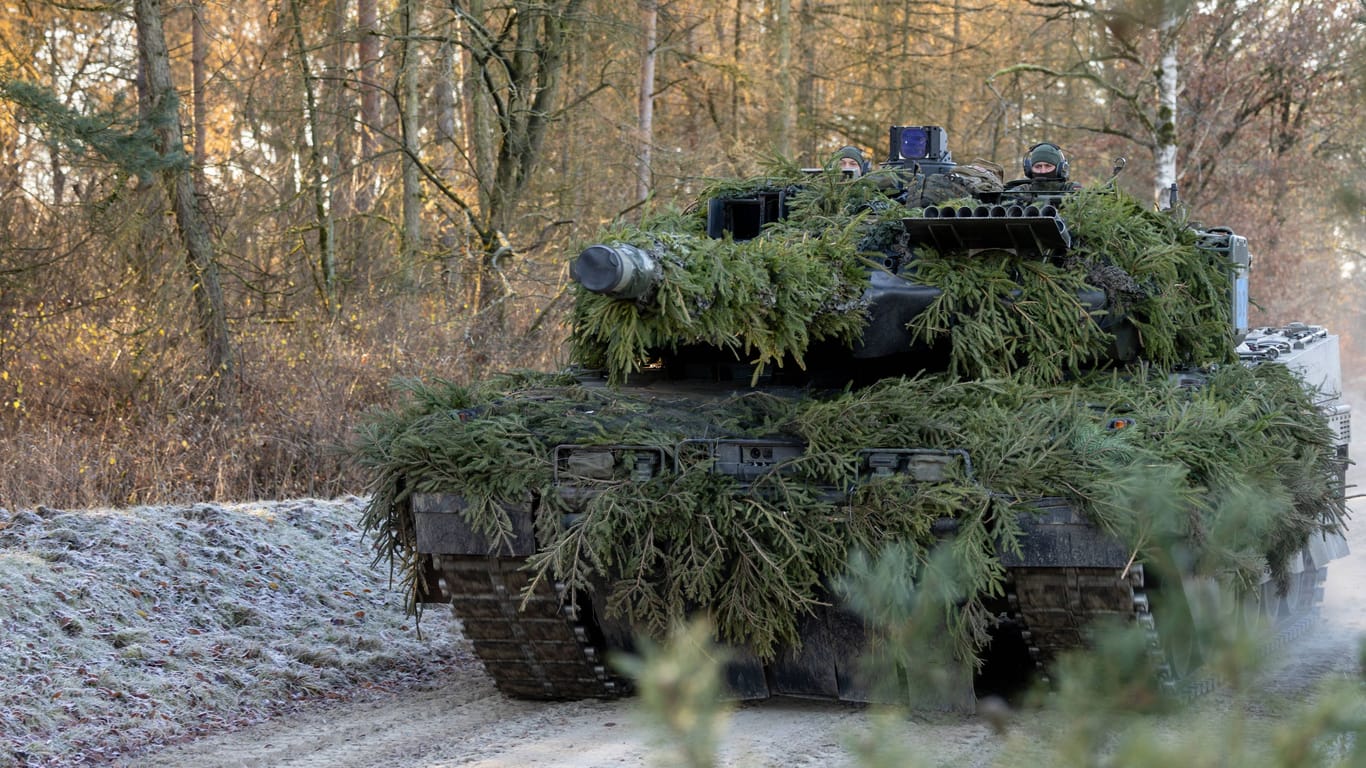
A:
636,0,657,203
133,0,235,401
436,15,461,288
1154,7,1180,208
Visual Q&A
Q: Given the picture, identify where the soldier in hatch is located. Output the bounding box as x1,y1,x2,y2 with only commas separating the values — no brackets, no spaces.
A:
830,145,870,178
1007,141,1082,192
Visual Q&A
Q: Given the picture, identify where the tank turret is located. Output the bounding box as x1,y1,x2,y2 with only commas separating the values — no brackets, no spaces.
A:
565,126,1253,382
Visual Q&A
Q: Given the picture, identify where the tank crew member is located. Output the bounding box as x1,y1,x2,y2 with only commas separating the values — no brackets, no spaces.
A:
1027,142,1066,179
1007,141,1082,192
830,145,870,178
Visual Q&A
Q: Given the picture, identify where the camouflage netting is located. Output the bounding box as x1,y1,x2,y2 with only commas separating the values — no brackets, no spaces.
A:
567,204,876,381
353,177,1346,667
354,366,1345,665
570,180,1238,384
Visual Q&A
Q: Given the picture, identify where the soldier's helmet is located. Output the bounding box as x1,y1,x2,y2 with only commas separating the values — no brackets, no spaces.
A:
1024,142,1069,181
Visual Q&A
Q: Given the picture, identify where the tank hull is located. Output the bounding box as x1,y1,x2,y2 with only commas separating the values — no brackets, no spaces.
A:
409,486,1338,705
396,332,1350,707
411,474,1343,706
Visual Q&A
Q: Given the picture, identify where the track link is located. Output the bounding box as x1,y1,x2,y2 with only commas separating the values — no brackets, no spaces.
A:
434,554,622,700
1007,562,1327,695
1008,565,1149,681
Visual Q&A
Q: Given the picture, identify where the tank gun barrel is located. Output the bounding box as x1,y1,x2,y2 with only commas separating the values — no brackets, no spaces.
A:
570,243,663,301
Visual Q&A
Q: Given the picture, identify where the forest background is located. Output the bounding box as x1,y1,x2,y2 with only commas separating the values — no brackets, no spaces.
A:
1,0,1364,510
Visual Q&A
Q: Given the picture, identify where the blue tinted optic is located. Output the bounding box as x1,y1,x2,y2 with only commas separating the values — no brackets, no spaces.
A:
900,127,928,159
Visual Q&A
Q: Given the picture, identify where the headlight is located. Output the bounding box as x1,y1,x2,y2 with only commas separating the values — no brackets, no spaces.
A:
554,445,664,486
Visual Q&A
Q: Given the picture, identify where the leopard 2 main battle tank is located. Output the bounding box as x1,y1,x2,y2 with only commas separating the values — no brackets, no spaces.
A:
358,124,1351,707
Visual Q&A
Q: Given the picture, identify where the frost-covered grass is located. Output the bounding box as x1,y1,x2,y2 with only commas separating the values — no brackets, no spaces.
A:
0,497,465,767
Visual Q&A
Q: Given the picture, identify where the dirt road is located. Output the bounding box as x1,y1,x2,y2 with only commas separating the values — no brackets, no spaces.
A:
115,663,1002,768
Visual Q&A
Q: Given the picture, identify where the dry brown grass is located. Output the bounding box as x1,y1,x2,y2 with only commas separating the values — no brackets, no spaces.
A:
0,287,569,510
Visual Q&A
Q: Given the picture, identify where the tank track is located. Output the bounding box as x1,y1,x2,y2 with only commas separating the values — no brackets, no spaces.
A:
1007,562,1327,692
432,554,623,700
1007,565,1151,681
434,554,1324,702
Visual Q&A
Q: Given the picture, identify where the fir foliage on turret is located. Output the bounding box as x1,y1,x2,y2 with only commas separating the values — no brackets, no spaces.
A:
567,171,886,383
569,177,1238,385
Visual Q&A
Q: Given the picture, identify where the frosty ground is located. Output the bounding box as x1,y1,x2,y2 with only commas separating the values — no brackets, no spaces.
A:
0,497,468,767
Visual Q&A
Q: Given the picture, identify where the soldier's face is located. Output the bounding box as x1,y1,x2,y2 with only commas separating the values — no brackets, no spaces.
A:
838,157,862,176
1031,161,1057,176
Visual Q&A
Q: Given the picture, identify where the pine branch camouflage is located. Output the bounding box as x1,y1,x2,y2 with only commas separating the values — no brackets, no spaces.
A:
354,368,1344,665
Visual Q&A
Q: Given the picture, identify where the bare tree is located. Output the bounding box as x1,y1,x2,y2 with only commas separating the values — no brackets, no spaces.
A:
399,0,421,283
447,0,587,325
327,0,356,255
287,0,339,312
989,0,1190,205
133,0,235,402
191,0,207,170
461,0,497,217
776,0,794,157
357,0,381,213
796,0,819,163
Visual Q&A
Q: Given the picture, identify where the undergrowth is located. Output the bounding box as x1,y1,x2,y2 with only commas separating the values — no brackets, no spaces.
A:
0,289,557,510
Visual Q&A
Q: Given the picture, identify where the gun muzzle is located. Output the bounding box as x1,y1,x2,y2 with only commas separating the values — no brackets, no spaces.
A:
571,243,663,301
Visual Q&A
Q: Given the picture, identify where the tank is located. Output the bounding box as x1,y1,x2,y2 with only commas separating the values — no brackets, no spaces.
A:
357,124,1351,707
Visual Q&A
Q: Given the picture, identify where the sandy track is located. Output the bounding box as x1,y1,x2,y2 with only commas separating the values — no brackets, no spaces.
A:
119,671,1004,768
